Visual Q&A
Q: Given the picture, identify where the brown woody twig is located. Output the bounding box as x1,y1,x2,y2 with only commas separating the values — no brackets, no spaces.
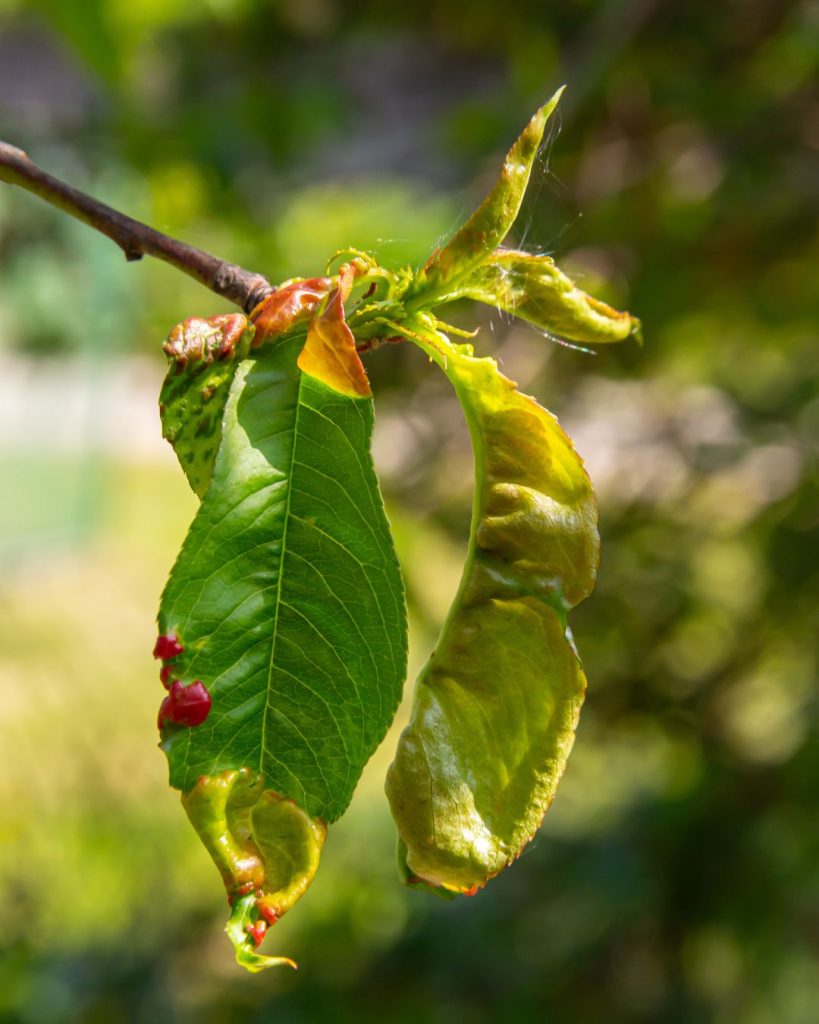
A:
0,141,275,313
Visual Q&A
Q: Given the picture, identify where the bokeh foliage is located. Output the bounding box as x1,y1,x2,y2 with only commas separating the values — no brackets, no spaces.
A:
0,1,817,1021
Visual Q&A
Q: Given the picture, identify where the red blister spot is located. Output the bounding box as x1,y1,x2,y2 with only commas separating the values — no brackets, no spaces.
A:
159,665,173,688
246,920,267,948
168,680,212,726
157,680,212,730
153,633,184,660
250,277,333,345
258,903,279,927
157,695,172,729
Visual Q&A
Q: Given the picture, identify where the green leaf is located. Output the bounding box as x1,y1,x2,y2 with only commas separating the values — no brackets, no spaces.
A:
460,248,641,345
150,97,640,966
385,326,597,894
157,329,407,819
409,88,564,306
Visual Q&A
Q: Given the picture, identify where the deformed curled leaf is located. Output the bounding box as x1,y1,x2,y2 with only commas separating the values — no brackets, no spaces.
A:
404,87,641,348
249,276,334,344
182,768,325,969
409,88,564,306
460,248,641,345
297,265,372,397
385,329,598,894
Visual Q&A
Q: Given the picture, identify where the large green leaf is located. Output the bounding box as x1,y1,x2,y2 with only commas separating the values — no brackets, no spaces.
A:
157,329,407,817
155,302,408,968
386,326,597,894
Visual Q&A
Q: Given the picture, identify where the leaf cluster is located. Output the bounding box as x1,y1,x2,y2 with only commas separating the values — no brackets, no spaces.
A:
154,91,638,970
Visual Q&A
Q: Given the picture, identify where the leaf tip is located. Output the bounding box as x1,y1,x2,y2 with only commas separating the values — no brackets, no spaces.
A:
227,892,299,973
532,85,566,134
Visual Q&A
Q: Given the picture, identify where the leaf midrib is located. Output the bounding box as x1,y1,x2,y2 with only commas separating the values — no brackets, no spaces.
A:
258,365,305,778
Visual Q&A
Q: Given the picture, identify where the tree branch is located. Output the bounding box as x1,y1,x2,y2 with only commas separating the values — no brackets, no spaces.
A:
0,141,275,313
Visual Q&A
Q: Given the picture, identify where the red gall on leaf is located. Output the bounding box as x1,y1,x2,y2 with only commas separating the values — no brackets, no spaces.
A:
246,920,268,948
157,695,172,731
153,633,184,660
158,680,212,729
257,903,279,927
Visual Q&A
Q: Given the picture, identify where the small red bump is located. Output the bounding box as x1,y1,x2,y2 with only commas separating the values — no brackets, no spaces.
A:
157,681,211,730
159,665,173,688
258,903,279,927
157,695,172,730
168,680,212,727
246,920,267,948
153,633,184,660
463,885,480,897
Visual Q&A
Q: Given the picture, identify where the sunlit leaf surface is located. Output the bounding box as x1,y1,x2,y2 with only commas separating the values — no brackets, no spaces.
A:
158,330,407,818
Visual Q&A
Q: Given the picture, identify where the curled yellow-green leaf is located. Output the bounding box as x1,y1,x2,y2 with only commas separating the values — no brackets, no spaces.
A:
409,88,564,306
385,327,597,894
460,248,641,345
182,769,326,971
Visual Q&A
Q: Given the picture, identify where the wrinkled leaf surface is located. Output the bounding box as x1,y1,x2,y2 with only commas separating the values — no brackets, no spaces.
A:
386,330,598,893
460,248,640,344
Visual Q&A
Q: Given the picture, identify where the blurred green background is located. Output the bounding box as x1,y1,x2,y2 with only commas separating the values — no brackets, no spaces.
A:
1,1,817,1021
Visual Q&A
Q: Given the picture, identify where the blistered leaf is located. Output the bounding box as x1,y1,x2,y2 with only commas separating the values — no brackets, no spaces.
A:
151,93,641,967
226,894,298,973
461,248,641,345
386,327,597,893
159,314,254,496
409,88,564,305
156,320,407,965
249,276,334,343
